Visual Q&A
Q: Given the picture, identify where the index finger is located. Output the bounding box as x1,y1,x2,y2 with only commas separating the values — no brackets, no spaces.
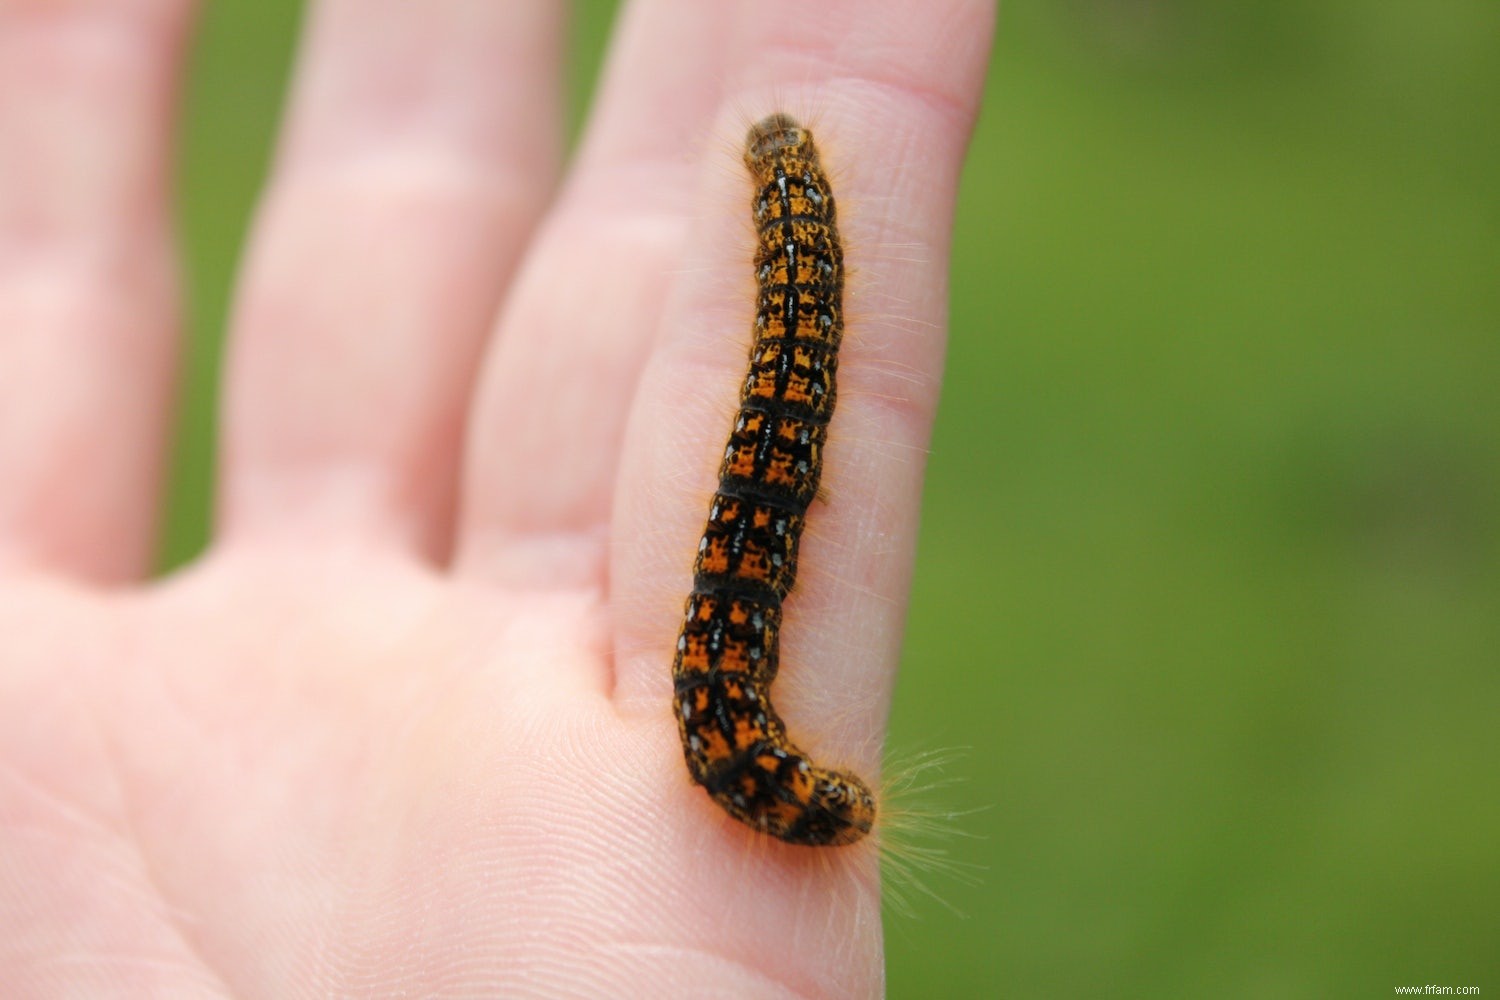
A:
609,0,996,790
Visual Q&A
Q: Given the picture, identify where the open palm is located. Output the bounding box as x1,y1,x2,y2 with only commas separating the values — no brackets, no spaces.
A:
0,1,992,995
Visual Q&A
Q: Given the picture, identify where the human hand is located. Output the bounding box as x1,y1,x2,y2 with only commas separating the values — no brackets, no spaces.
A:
0,0,992,994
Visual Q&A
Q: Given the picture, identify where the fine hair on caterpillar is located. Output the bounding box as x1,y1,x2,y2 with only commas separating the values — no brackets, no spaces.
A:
689,738,980,920
671,113,877,847
874,745,984,919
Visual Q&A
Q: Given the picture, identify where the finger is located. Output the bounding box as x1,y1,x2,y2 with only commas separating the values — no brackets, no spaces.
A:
610,0,995,779
217,0,563,559
0,0,192,583
453,0,736,588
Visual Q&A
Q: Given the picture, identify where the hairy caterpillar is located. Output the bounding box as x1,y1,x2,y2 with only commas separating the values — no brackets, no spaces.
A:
671,114,875,847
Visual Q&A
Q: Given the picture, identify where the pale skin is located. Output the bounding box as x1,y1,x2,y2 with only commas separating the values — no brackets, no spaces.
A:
0,0,993,995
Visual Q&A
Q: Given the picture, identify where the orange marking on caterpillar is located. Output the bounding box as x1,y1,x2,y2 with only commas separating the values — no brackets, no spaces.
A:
672,114,875,847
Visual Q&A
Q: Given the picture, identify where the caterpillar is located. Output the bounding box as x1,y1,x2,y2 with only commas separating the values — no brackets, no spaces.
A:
672,114,875,847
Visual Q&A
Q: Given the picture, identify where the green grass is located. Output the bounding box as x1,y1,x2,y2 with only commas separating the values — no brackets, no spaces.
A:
168,2,1499,996
888,3,1498,996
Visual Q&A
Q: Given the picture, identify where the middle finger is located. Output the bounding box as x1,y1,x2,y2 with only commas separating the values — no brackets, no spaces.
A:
453,0,736,588
217,0,564,560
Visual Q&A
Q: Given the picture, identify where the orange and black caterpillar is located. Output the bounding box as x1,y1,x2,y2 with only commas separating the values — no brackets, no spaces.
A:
672,114,875,847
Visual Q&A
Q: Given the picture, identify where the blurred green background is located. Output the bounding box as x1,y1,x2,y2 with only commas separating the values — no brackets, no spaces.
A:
166,2,1498,996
